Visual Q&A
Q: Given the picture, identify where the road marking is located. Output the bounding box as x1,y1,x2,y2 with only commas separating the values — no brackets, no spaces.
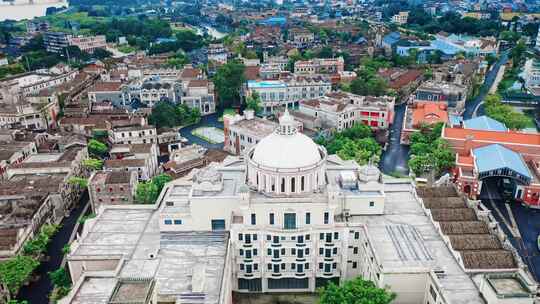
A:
505,203,522,238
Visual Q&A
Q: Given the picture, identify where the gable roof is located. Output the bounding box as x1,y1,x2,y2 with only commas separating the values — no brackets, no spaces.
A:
473,144,531,180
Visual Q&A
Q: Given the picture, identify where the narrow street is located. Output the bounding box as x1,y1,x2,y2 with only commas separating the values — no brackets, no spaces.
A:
380,103,409,175
17,193,89,304
480,182,540,282
463,51,509,119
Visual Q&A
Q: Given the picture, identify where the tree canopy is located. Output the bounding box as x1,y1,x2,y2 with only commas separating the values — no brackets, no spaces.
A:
484,94,529,130
88,139,108,158
318,277,396,304
213,60,246,109
408,123,455,177
148,102,201,128
135,174,173,204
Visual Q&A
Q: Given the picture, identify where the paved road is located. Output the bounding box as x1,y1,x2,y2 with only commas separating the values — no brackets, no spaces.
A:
380,103,410,175
481,181,540,282
463,51,509,120
17,193,89,303
179,113,224,149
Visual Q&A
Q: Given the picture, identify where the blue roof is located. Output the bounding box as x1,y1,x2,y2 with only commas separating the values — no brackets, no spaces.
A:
247,80,286,89
473,144,531,179
463,116,508,132
382,32,400,45
260,17,287,26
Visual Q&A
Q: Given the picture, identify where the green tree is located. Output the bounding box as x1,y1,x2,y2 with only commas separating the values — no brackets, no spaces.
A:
318,277,396,304
0,255,40,301
245,92,261,113
135,181,159,204
82,158,104,171
67,177,88,188
317,46,334,58
49,268,71,289
149,102,180,128
213,60,246,108
88,139,108,157
484,94,528,130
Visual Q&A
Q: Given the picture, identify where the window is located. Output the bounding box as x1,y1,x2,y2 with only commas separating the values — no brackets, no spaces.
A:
281,178,285,192
306,234,310,241
325,249,331,258
369,201,375,207
301,176,305,191
246,250,252,259
281,263,285,270
284,213,296,229
324,212,329,224
240,264,244,271
291,263,296,270
291,177,295,192
332,248,337,254
305,212,311,225
273,264,279,273
253,234,257,241
245,234,251,244
211,219,225,231
334,232,339,240
281,248,286,255
319,233,324,240
254,264,258,271
352,262,357,269
174,219,182,225
238,234,243,241
267,249,272,256
273,250,279,259
319,248,324,255
332,263,337,269
354,232,360,239
298,235,304,244
239,249,244,256
164,219,172,225
319,263,323,270
251,213,256,225
268,264,272,270
269,213,275,225
353,247,358,254
297,264,304,273
253,249,258,256
326,233,332,243
267,235,271,241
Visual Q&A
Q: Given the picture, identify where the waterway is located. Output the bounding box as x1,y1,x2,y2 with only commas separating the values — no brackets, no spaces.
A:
0,0,68,21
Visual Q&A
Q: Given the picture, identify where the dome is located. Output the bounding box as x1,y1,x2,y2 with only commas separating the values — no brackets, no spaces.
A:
252,131,322,169
251,109,322,169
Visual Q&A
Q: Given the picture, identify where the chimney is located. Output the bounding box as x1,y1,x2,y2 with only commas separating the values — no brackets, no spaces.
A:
244,109,255,120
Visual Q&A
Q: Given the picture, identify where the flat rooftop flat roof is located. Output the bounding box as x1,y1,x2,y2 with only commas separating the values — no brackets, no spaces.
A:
350,182,484,304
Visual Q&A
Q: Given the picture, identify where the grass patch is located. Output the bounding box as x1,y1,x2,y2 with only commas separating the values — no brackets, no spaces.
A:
191,127,224,144
117,45,137,54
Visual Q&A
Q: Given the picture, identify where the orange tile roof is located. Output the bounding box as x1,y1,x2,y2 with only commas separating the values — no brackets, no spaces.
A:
443,127,540,146
457,154,473,166
412,102,448,127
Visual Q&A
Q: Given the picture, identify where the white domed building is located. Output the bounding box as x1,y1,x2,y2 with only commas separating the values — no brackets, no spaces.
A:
157,110,386,293
247,110,327,195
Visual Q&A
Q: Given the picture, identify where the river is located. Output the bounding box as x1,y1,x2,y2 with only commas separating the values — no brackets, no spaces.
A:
0,0,68,21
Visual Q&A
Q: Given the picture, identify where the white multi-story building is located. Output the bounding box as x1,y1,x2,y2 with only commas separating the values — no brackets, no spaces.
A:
297,92,395,131
223,109,277,155
294,57,344,75
392,11,409,25
62,111,536,304
246,75,332,114
181,79,216,115
108,123,157,145
68,35,107,53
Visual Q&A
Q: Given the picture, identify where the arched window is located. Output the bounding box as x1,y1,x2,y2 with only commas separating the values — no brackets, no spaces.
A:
281,178,286,193
301,176,305,191
291,177,296,193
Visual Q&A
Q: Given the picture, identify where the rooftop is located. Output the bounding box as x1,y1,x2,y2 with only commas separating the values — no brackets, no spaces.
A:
463,116,508,132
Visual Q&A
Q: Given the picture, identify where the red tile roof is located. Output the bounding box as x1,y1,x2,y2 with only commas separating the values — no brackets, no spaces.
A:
443,127,540,146
412,102,448,127
91,82,123,92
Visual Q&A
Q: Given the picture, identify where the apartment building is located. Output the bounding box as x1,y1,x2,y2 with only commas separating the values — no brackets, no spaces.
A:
68,35,107,53
107,143,160,181
43,31,72,54
88,170,138,212
223,109,277,155
294,57,345,75
413,81,468,113
108,124,158,145
246,75,332,114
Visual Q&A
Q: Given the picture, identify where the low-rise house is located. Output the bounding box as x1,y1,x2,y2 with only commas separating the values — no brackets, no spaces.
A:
377,68,423,102
288,28,315,48
0,140,37,178
107,123,157,145
181,79,216,115
401,102,449,144
0,93,60,130
294,57,344,75
0,146,88,258
88,170,138,213
413,80,468,113
107,143,159,180
223,110,277,155
163,146,228,178
87,82,129,107
297,91,395,132
207,43,229,63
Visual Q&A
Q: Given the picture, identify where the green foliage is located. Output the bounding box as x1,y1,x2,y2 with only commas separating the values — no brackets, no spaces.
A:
22,224,60,257
213,60,246,108
245,92,261,113
135,174,172,204
62,244,71,255
82,158,104,171
510,40,527,68
88,139,108,157
406,10,501,37
148,103,201,128
67,177,88,188
350,57,390,96
166,52,189,68
318,277,396,304
0,63,25,80
408,123,455,177
49,268,71,289
484,94,528,130
0,255,40,299
318,123,381,165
